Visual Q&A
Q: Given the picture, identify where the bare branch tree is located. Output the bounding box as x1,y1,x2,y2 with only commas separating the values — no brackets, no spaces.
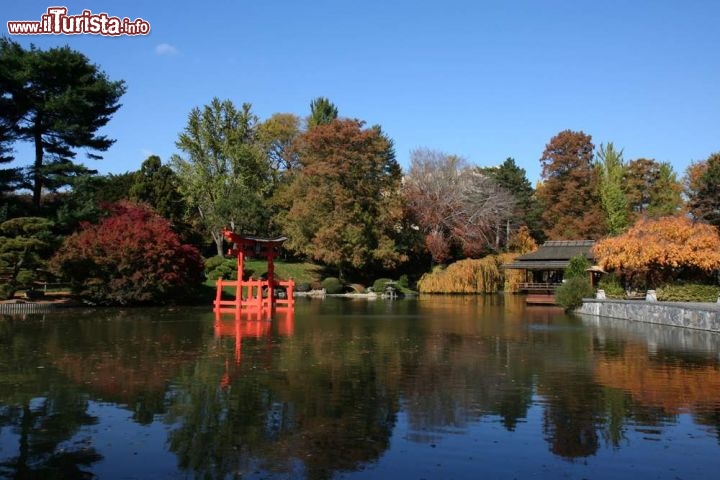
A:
403,148,515,262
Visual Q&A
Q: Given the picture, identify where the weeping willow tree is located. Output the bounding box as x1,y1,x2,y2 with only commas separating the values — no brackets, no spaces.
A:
417,253,523,294
499,252,525,293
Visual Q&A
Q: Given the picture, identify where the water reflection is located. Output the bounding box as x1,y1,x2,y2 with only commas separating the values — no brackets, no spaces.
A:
581,313,720,442
166,306,396,479
0,297,719,478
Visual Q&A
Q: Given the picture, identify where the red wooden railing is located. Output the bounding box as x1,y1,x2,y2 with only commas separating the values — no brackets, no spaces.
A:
518,282,562,291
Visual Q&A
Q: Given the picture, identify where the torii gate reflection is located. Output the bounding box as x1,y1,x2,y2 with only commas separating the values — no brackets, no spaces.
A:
214,308,295,388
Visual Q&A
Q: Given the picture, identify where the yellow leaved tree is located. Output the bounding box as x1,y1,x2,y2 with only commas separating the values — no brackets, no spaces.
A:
593,216,720,286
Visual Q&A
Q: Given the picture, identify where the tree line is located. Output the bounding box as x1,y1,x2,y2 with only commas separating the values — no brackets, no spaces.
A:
1,39,719,303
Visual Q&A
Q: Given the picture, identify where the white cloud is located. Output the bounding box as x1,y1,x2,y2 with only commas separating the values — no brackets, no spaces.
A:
155,43,179,56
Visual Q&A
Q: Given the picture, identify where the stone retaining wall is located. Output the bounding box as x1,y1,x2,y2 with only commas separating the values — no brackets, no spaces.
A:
577,299,720,332
0,302,57,315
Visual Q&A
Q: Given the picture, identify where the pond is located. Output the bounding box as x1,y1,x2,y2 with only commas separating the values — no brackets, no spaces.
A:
1,296,719,479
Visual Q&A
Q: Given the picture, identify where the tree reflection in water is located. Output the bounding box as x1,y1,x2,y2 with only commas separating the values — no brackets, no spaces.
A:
0,396,102,479
0,318,102,479
166,308,395,478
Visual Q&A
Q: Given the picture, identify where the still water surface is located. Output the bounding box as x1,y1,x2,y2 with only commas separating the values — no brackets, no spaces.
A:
1,296,719,479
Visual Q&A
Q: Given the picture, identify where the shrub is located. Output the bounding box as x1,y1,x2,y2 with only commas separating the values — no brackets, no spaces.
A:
597,273,625,298
15,269,34,285
295,282,311,293
204,255,226,271
555,277,595,311
51,201,205,305
321,277,344,294
397,274,409,289
565,254,591,280
204,256,238,281
0,217,55,299
0,283,13,300
372,278,394,293
656,283,720,302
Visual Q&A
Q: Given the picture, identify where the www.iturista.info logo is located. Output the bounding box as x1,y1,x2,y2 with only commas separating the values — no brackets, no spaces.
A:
7,7,150,36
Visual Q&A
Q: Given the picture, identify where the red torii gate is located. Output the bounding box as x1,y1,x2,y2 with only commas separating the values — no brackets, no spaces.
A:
213,229,295,314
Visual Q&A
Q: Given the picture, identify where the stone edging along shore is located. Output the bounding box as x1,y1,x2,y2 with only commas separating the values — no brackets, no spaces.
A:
0,301,59,315
577,299,720,332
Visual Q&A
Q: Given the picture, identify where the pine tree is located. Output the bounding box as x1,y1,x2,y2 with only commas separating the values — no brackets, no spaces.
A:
0,38,126,209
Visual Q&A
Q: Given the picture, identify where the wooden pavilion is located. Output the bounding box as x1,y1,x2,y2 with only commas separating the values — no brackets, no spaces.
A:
503,240,596,304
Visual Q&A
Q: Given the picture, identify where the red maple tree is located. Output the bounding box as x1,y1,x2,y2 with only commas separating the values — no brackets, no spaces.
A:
51,201,204,305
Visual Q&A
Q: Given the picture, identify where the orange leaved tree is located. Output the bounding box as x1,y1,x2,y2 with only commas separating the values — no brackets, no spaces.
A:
592,216,720,287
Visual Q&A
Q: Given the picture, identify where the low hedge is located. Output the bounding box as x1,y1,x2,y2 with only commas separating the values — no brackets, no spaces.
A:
597,273,625,299
321,277,344,294
204,256,238,281
372,278,394,293
656,283,720,302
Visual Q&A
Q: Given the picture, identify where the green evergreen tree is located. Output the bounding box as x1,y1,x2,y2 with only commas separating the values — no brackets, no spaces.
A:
0,38,126,209
624,158,683,220
130,156,186,223
307,97,338,127
597,143,628,235
52,172,135,235
688,152,720,229
0,120,22,196
648,162,683,217
479,157,542,243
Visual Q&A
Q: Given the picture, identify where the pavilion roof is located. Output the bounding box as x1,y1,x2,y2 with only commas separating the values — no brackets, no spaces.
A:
503,240,595,270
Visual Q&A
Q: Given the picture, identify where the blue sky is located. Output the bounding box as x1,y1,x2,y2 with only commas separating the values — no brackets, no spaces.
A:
3,0,719,183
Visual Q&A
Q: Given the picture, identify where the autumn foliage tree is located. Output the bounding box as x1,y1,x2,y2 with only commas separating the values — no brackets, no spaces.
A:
592,216,720,286
51,202,204,305
274,119,407,277
684,159,708,201
256,113,302,175
507,225,538,255
536,130,605,240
